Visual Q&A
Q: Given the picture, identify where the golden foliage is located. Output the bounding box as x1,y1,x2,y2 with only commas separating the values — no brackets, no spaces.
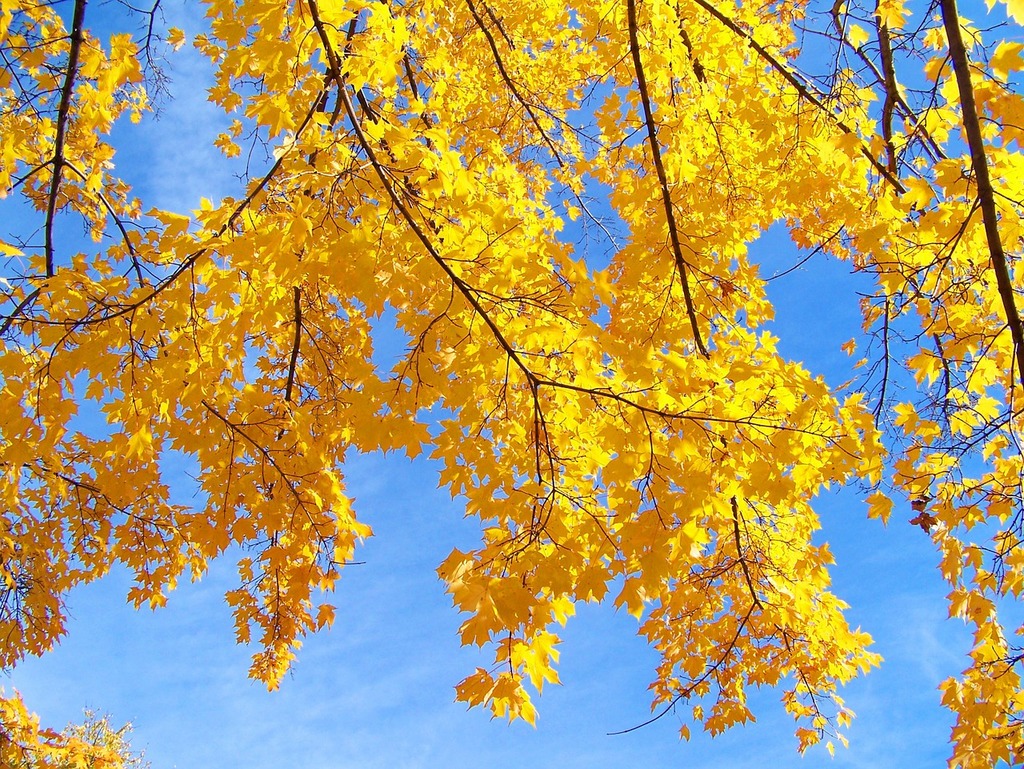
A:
1,691,143,768
1,0,1022,763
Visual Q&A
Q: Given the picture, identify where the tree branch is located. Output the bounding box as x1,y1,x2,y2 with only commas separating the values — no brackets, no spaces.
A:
874,4,898,174
873,297,891,423
830,2,945,163
940,0,1024,388
76,93,327,326
62,159,144,283
44,0,88,278
626,0,709,357
465,0,562,162
608,603,757,735
731,496,763,608
284,286,302,403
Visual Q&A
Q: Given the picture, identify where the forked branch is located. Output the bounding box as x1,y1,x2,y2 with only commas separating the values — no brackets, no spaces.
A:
45,0,88,277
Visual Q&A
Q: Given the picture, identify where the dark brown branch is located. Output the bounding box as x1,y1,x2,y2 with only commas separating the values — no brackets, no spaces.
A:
307,0,345,78
731,496,762,608
201,400,304,507
874,5,898,174
535,375,855,447
677,19,706,84
874,297,891,423
338,84,534,381
310,6,564,512
44,0,88,277
305,0,536,387
0,288,42,337
482,1,515,49
200,399,339,562
403,53,421,101
933,333,953,414
79,93,327,326
940,0,1024,388
626,0,709,357
62,159,144,282
284,286,302,403
7,160,53,194
463,0,617,246
309,0,854,452
400,49,436,129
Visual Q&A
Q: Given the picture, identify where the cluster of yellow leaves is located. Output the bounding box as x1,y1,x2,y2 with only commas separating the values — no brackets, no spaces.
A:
0,1,145,244
0,0,1022,762
0,690,137,769
832,4,1024,765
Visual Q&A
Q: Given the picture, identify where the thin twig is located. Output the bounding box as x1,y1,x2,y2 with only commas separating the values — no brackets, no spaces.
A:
608,604,757,735
62,159,144,282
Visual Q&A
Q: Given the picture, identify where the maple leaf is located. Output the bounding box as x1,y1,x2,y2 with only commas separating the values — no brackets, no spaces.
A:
909,511,938,533
1000,0,1024,23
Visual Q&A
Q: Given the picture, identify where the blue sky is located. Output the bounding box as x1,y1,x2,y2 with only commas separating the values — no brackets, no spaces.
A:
0,0,993,766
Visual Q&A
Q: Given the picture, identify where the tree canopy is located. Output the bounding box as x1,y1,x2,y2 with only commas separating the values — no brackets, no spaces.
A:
1,0,1023,764
0,696,143,769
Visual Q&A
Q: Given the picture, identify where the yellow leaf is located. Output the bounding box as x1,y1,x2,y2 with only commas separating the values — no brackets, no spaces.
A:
876,0,909,28
126,424,153,459
999,0,1024,23
866,491,894,524
316,603,336,629
992,41,1024,80
167,27,187,50
847,24,870,48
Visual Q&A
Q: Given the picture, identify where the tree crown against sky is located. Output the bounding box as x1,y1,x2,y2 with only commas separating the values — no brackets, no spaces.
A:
0,0,1023,765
